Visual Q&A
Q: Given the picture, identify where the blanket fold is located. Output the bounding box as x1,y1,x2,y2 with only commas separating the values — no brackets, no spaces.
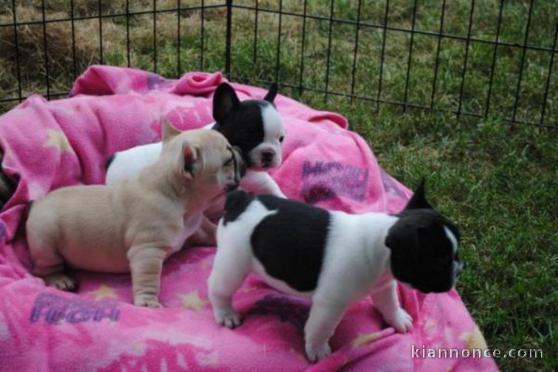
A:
0,65,497,371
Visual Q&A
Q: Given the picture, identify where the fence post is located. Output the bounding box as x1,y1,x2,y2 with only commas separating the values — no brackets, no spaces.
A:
225,0,233,77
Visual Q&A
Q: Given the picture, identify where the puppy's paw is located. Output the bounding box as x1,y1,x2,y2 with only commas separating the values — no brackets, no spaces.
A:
214,308,242,329
385,307,413,333
305,342,331,363
134,296,162,308
44,273,79,292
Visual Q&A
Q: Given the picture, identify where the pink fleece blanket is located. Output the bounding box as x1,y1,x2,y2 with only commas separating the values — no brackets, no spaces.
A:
0,66,497,371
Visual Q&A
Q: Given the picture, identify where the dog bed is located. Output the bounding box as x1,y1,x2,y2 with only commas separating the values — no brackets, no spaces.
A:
0,66,497,371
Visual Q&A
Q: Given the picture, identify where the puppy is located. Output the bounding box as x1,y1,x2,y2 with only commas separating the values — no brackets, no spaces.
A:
106,82,286,198
27,123,244,307
208,181,461,362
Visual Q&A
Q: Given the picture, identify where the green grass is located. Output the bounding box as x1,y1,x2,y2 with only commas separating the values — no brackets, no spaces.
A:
1,1,557,370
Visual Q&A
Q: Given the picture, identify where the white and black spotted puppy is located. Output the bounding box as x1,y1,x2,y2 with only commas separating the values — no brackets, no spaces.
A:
208,181,461,362
105,82,286,197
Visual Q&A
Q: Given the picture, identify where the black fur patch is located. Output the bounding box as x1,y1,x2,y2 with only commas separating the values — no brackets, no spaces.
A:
222,190,255,225
250,195,330,292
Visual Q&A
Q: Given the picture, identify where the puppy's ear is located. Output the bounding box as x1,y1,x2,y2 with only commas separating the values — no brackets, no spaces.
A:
182,142,199,179
162,118,181,143
213,83,240,123
223,190,254,225
404,178,432,210
264,83,278,104
224,190,251,212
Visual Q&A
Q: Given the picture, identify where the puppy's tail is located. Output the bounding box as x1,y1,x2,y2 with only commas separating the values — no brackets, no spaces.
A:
222,190,254,225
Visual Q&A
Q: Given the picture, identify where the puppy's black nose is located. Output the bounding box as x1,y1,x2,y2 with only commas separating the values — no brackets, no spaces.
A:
261,151,274,167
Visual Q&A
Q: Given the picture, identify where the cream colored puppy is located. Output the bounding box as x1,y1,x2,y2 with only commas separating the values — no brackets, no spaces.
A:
26,122,244,307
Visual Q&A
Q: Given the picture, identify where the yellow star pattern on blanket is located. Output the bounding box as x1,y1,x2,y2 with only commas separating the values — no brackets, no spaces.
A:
460,326,489,350
132,341,145,353
181,290,208,311
197,351,219,367
44,129,73,153
94,284,117,300
423,317,436,336
352,331,383,348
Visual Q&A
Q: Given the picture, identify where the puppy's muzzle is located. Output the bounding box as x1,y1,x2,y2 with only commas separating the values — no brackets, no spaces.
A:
261,151,274,168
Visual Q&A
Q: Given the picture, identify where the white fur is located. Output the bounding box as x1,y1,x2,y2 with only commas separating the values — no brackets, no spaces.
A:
248,104,285,170
444,226,462,286
208,204,413,362
240,170,285,198
444,225,458,254
106,142,162,184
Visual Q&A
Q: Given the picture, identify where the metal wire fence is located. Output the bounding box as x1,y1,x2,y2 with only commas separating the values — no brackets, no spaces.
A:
0,0,556,128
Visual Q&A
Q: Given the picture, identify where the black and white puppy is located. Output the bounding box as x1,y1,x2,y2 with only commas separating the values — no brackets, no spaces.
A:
105,83,286,197
208,181,461,362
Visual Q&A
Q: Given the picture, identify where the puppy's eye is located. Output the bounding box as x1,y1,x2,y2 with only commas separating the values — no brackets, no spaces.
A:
223,157,234,167
279,136,284,143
